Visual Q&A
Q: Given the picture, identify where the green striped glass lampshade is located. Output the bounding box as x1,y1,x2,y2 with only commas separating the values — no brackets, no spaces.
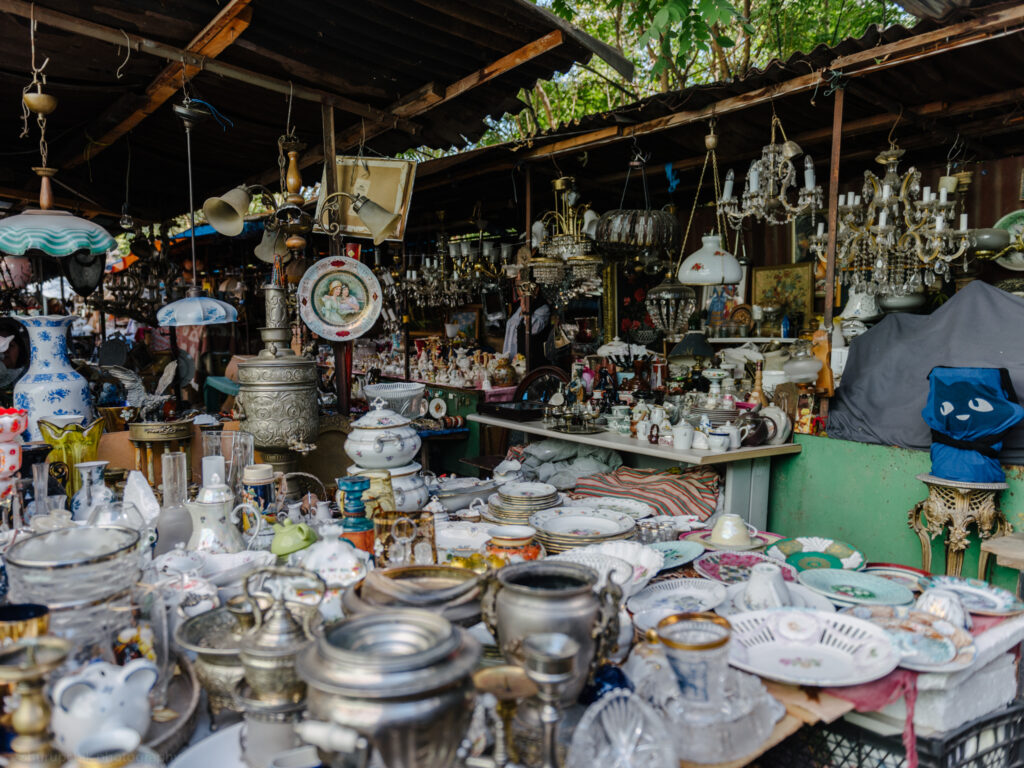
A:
0,210,115,258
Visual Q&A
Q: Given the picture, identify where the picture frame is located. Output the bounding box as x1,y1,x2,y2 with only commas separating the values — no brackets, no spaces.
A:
315,155,417,242
791,213,817,263
1019,168,1024,201
450,306,481,341
751,262,814,322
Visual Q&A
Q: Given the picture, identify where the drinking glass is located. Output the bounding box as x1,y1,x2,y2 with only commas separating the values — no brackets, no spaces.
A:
654,612,732,712
202,430,255,498
109,582,171,710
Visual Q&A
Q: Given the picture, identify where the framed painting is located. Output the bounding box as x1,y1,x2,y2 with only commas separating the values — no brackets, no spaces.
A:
751,262,814,321
450,306,481,340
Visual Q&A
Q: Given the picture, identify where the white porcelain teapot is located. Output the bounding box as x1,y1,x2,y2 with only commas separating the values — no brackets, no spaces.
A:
51,658,158,755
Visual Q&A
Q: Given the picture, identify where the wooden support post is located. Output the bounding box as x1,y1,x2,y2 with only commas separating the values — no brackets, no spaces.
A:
523,166,533,373
321,102,352,414
824,85,844,330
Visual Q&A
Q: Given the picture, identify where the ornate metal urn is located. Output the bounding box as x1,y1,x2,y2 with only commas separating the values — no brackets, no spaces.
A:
237,284,319,476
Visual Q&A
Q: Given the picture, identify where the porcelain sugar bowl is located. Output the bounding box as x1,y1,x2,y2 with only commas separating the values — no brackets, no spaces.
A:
347,461,428,513
296,609,481,768
344,399,421,470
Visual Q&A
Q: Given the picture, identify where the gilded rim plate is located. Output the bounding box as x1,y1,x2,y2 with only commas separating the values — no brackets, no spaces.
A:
500,481,558,500
683,530,778,552
843,605,977,673
920,575,1024,616
650,540,705,571
766,537,866,571
626,577,727,614
428,397,447,419
529,507,636,538
694,550,798,585
797,568,914,607
297,256,382,340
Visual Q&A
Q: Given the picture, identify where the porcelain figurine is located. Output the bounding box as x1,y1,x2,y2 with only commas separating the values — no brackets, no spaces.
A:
51,658,158,755
13,315,95,440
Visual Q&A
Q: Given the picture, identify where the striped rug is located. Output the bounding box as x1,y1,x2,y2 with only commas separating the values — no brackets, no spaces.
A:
573,466,720,520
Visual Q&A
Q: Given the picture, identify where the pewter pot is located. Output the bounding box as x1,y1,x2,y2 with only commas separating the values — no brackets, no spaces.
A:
238,566,324,705
296,609,481,768
481,560,620,704
174,606,249,719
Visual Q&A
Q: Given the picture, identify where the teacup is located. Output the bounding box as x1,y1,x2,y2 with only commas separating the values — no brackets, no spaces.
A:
707,431,730,451
710,513,757,547
691,431,710,450
672,423,694,450
915,587,972,630
743,563,790,609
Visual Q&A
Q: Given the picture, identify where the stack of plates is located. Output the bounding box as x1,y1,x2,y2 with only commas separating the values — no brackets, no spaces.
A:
691,406,740,426
528,507,636,554
486,482,562,524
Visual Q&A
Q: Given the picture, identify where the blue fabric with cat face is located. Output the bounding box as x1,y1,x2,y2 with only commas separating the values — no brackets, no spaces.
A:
922,367,1024,482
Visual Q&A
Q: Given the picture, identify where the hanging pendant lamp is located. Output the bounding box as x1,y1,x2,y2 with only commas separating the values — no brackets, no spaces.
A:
158,101,237,327
0,86,114,259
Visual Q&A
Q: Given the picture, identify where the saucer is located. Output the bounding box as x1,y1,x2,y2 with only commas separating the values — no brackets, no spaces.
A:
684,529,776,552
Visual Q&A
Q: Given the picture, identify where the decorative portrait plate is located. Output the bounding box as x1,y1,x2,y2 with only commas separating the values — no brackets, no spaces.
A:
297,256,382,340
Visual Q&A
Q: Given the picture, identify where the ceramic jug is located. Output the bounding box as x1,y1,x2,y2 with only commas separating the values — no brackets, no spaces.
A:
51,658,157,755
186,500,263,554
13,315,95,441
70,460,114,521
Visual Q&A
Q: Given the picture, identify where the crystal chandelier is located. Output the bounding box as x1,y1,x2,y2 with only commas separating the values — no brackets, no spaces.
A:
719,115,823,227
532,177,594,285
808,144,970,297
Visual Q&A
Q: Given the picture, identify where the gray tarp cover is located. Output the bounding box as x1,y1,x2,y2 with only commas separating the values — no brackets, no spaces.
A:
827,281,1024,464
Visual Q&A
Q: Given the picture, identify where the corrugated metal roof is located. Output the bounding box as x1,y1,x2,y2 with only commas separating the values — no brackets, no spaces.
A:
0,0,630,224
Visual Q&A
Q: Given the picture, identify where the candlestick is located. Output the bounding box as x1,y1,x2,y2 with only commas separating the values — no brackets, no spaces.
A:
939,188,948,204
922,186,931,203
960,213,968,232
804,156,815,190
882,184,891,201
816,222,825,237
748,162,760,194
935,215,944,232
722,168,735,201
878,210,888,227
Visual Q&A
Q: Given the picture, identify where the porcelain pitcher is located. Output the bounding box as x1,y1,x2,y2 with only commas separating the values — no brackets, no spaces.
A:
186,499,264,554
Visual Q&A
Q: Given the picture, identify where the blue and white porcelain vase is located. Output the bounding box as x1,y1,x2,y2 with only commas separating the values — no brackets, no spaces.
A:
13,315,94,440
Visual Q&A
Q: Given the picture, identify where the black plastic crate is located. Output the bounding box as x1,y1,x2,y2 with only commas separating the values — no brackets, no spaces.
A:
756,701,1024,768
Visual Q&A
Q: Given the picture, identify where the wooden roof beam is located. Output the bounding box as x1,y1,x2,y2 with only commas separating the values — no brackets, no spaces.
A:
278,29,565,179
64,0,255,169
0,0,419,134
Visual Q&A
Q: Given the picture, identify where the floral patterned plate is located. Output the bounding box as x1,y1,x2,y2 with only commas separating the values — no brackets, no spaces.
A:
683,529,784,552
861,563,931,592
920,575,1024,616
626,577,727,614
765,537,866,571
728,608,900,686
649,540,705,571
843,605,977,673
574,496,654,520
500,481,558,500
695,550,798,585
529,508,635,538
797,568,914,607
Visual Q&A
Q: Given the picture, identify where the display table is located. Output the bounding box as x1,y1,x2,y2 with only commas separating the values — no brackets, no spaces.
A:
468,414,801,528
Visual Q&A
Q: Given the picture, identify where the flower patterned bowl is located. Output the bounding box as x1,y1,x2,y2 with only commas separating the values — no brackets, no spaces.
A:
0,408,27,441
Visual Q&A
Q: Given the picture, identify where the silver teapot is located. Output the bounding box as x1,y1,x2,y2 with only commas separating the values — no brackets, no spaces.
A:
238,566,324,705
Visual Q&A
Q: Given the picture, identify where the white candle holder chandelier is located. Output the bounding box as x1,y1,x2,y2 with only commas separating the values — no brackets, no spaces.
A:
808,143,971,297
718,115,823,227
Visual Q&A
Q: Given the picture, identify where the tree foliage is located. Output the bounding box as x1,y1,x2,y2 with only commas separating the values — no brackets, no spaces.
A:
454,0,913,150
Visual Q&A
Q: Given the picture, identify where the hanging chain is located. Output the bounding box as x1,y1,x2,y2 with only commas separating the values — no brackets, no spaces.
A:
20,3,51,150
278,81,295,194
674,148,710,275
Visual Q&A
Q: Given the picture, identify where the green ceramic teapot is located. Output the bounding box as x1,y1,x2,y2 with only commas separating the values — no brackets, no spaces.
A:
271,519,317,557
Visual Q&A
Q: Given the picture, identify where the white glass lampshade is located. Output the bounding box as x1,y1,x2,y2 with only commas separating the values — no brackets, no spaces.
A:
0,210,115,258
157,287,238,327
677,234,742,285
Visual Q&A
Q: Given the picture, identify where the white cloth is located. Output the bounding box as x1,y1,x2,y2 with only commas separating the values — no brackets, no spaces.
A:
502,304,551,357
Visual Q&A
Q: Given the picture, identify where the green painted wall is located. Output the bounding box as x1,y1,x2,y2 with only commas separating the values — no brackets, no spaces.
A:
768,434,1024,593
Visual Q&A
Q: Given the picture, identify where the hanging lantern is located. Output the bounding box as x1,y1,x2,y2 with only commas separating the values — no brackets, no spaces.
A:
645,277,697,342
677,234,742,285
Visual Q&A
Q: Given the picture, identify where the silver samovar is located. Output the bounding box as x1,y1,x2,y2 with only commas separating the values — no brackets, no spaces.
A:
237,284,319,478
